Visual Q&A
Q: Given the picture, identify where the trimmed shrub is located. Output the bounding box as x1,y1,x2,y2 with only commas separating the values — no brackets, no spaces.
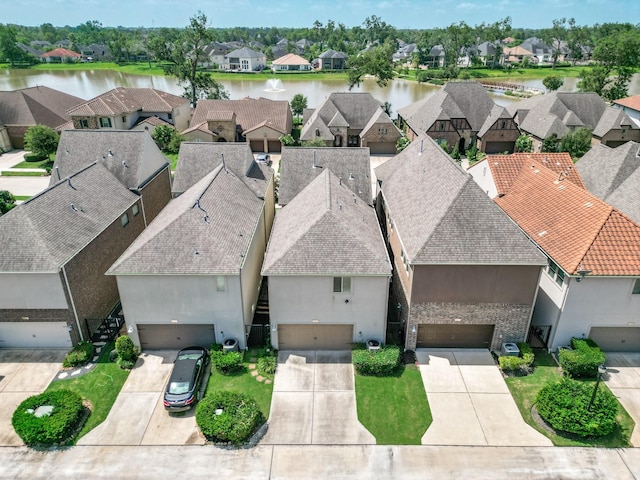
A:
24,152,47,162
115,335,137,362
62,341,94,368
196,390,263,444
12,389,86,446
559,338,606,378
499,343,535,375
257,356,276,376
211,350,243,374
352,343,401,376
211,342,223,352
536,378,618,437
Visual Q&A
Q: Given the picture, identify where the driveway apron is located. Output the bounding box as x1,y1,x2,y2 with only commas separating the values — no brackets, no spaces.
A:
0,349,67,446
77,350,205,446
261,350,374,445
603,353,640,447
417,349,552,447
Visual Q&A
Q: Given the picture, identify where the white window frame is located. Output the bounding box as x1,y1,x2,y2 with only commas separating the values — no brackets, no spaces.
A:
215,276,226,293
333,277,351,293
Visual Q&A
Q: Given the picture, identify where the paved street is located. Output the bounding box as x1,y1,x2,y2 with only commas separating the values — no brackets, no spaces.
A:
0,444,639,479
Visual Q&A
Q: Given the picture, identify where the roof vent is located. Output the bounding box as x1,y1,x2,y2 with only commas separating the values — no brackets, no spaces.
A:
348,172,355,181
70,203,78,212
558,184,566,190
419,139,424,155
55,166,61,181
312,150,318,169
538,230,547,237
122,160,129,168
584,201,593,208
108,149,114,157
194,249,199,256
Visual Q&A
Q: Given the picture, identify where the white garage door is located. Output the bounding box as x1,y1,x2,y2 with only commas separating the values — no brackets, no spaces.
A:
0,322,72,348
278,324,354,350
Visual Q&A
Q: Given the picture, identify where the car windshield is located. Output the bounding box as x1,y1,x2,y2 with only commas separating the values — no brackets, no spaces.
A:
168,381,191,394
177,353,202,361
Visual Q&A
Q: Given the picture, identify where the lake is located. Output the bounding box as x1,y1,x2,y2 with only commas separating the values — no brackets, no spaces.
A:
1,69,639,116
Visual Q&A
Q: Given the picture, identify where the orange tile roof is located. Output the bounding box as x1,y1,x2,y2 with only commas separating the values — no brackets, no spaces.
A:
488,153,585,196
614,95,640,111
495,160,640,276
272,53,311,65
40,48,81,58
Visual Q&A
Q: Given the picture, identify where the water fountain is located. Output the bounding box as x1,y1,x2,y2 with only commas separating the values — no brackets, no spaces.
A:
264,78,285,92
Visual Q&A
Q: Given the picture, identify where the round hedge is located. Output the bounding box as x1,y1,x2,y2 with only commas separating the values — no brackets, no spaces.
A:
12,389,86,446
196,390,263,444
535,378,618,437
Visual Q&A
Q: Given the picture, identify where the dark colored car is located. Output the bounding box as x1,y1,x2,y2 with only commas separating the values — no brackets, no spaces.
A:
163,346,210,412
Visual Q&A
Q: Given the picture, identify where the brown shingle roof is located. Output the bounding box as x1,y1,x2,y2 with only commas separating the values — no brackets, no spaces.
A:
487,152,585,196
67,88,187,116
495,161,640,276
189,98,292,135
0,86,83,128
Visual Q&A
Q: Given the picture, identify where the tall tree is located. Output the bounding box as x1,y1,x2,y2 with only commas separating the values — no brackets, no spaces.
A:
290,94,308,120
0,190,16,215
24,125,59,159
0,24,26,67
347,40,394,90
147,12,227,106
578,29,640,101
543,18,570,69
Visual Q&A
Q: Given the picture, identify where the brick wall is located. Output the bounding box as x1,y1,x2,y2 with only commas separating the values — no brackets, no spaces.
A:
405,301,532,351
64,200,146,340
138,166,172,224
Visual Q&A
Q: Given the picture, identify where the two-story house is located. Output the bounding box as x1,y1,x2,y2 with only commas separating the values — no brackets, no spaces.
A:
375,136,547,351
398,82,520,154
66,87,191,133
495,160,640,351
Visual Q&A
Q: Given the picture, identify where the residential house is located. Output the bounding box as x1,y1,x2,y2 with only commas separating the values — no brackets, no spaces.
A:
375,135,547,351
398,81,520,154
131,116,174,136
66,87,191,132
476,41,502,67
107,159,275,351
507,91,640,151
301,92,401,154
223,47,266,71
172,142,272,198
0,85,83,149
495,160,640,351
40,48,81,63
613,95,640,128
503,38,554,65
17,43,43,59
204,41,231,67
468,152,584,199
278,147,372,205
576,141,640,224
422,45,445,68
51,130,172,223
393,43,418,65
0,162,145,347
316,49,348,70
183,97,292,153
271,53,312,71
262,169,391,349
0,119,11,152
80,44,111,62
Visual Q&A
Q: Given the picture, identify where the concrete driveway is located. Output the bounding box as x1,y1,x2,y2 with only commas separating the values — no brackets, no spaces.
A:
261,350,374,445
77,350,205,446
0,349,67,446
417,349,552,446
603,353,640,447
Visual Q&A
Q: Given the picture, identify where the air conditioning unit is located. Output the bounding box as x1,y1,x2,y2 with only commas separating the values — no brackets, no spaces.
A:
501,343,520,357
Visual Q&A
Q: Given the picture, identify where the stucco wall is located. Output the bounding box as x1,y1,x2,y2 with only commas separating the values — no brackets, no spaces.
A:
467,159,498,198
268,275,390,349
548,276,640,350
116,274,247,349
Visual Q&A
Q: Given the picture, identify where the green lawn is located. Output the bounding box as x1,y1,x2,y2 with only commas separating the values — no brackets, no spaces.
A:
204,349,274,419
1,170,47,176
354,365,431,444
165,152,178,171
46,342,129,444
11,158,52,169
505,350,635,447
14,195,30,201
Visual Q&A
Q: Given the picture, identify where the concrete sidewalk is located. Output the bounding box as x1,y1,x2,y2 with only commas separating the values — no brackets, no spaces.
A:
604,352,640,447
417,349,552,447
0,444,638,479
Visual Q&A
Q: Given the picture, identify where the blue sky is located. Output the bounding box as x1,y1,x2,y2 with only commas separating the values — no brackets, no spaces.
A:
2,0,638,29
